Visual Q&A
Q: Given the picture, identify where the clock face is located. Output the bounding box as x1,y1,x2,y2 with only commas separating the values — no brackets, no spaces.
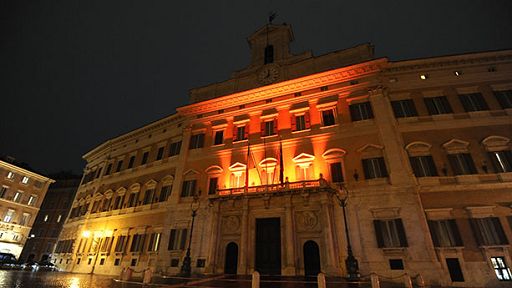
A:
258,65,279,84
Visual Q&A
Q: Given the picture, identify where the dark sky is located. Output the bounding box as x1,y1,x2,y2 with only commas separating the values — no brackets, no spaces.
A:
1,1,511,175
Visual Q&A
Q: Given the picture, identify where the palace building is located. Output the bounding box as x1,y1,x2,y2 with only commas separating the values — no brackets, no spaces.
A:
0,158,54,259
54,23,512,287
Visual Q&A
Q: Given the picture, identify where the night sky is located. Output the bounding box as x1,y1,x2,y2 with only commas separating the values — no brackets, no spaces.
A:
1,1,511,175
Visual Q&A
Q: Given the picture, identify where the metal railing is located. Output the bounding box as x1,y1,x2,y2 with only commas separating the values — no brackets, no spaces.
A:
216,179,324,196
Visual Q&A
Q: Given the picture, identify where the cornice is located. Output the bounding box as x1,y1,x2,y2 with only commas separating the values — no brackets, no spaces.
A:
385,50,512,73
178,58,387,116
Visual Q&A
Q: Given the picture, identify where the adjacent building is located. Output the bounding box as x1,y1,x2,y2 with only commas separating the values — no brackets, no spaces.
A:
0,159,54,259
54,23,512,287
19,173,81,263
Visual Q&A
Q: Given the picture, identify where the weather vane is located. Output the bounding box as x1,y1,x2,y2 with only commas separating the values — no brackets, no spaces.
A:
268,12,277,24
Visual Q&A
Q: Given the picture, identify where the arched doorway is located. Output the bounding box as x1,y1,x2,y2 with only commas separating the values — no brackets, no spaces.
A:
303,240,321,276
224,242,238,274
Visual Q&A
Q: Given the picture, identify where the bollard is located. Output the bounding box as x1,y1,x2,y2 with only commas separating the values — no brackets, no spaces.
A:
403,273,413,288
252,271,260,288
370,273,380,288
120,267,126,281
143,268,153,285
125,267,133,281
415,274,425,288
317,272,326,288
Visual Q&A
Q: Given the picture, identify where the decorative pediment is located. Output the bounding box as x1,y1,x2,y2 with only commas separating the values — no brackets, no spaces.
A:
183,169,200,177
292,153,315,164
357,144,384,153
229,162,247,172
104,189,114,199
116,187,126,196
129,183,141,192
205,165,223,174
322,148,347,160
259,158,278,168
93,192,103,200
405,141,432,156
161,175,174,184
144,179,157,189
482,136,510,151
442,139,470,153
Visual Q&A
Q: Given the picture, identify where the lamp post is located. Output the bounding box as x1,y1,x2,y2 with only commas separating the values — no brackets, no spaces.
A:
333,184,360,282
180,193,200,277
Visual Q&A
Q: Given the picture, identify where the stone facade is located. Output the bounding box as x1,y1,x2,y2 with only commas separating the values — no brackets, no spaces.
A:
0,159,54,259
54,24,512,287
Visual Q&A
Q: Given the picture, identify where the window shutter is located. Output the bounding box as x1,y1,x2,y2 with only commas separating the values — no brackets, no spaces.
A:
349,105,358,121
469,219,484,246
491,217,509,245
362,159,371,179
273,119,278,134
459,95,471,111
427,156,438,176
409,157,421,177
396,219,408,247
391,101,402,117
180,229,188,249
441,97,453,113
233,126,238,141
305,112,311,129
424,98,436,115
168,230,176,250
373,220,385,248
462,153,477,174
476,94,489,110
198,134,204,148
408,100,418,116
244,124,249,139
191,180,196,196
447,154,460,175
427,221,440,247
260,121,266,135
378,158,389,177
449,219,463,246
291,115,297,131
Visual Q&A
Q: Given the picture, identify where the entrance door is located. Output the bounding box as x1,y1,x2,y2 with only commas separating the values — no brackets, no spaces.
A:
303,240,321,276
224,242,238,274
446,258,464,282
255,218,281,275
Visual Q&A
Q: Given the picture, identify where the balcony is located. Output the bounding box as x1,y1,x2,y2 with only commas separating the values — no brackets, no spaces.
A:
214,179,336,198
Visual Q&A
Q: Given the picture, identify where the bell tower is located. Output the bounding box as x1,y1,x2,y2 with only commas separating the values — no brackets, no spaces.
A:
247,23,294,68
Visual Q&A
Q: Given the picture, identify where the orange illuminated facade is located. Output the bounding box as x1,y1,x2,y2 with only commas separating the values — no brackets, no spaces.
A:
54,23,512,287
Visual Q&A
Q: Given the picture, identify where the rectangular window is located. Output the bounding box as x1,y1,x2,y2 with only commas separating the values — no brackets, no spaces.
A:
181,180,196,197
424,96,453,115
116,160,123,172
349,102,374,121
141,152,149,165
19,213,31,226
391,99,418,118
114,235,129,253
189,134,205,149
491,257,512,281
156,147,164,160
321,109,336,126
488,151,512,173
105,164,112,175
159,185,172,202
56,214,62,223
214,130,224,145
428,220,463,247
147,233,161,252
494,90,512,109
261,120,276,137
128,192,139,207
409,156,438,177
6,172,15,179
0,186,8,198
373,219,408,248
168,229,188,250
13,191,22,203
100,237,114,252
448,153,477,175
446,258,465,282
292,112,310,132
127,156,135,169
459,93,489,112
169,141,182,156
208,177,218,195
470,217,508,246
27,195,37,206
143,189,155,205
130,234,146,252
95,168,102,178
330,162,344,183
21,176,29,184
362,157,388,179
234,125,248,142
3,209,15,223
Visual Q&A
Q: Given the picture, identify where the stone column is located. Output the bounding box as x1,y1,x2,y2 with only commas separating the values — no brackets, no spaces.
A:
239,199,249,274
320,197,339,274
283,196,296,275
205,201,221,274
368,88,415,186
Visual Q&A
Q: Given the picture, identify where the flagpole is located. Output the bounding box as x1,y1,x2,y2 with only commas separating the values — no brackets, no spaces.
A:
245,140,250,193
279,136,284,185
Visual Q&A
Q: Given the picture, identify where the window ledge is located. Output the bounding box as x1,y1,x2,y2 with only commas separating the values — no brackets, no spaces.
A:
320,124,338,130
211,143,225,148
364,178,389,186
381,247,407,256
261,134,278,139
233,139,248,144
291,129,311,134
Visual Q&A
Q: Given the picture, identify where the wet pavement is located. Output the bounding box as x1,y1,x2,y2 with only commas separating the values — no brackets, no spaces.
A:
0,270,120,288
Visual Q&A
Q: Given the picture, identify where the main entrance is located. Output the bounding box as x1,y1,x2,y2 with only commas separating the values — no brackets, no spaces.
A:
303,240,321,276
224,242,238,274
255,218,281,275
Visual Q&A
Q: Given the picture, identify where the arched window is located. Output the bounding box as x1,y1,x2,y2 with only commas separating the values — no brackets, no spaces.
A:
205,166,223,195
292,153,315,181
482,136,512,173
322,148,347,183
259,158,278,185
264,45,274,64
229,162,247,189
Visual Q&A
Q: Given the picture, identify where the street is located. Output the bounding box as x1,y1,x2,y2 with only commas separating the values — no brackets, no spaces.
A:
0,270,120,288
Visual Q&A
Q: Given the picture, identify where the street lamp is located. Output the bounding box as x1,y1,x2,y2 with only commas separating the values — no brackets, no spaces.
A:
333,184,360,282
180,192,200,277
82,230,111,274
